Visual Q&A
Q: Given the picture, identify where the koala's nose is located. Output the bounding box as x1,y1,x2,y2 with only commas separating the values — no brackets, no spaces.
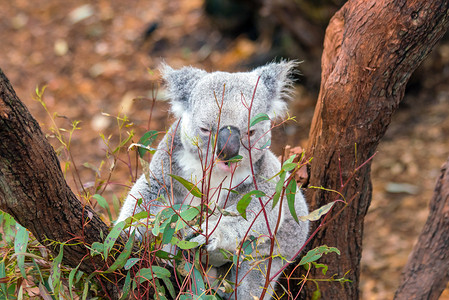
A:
216,125,240,160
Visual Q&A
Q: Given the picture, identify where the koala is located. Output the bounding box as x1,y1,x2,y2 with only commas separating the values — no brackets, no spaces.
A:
116,61,309,299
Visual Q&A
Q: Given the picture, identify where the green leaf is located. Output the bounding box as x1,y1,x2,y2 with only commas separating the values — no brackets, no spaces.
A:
241,236,257,256
0,260,7,298
249,113,270,127
161,215,178,245
151,266,171,279
184,263,206,295
237,190,266,220
120,271,132,300
14,224,29,278
260,138,271,150
272,171,286,208
83,273,97,300
124,210,150,228
154,279,168,300
90,242,104,257
299,245,340,265
284,154,296,165
50,244,64,295
155,249,180,260
175,206,201,231
312,262,329,275
136,266,171,283
169,174,202,198
124,258,140,270
105,231,135,273
161,276,176,300
299,201,337,222
68,265,79,300
114,131,134,154
75,269,84,283
227,155,243,163
104,221,125,258
152,211,164,236
93,194,112,222
180,206,200,221
170,237,199,250
282,162,298,172
286,179,299,223
312,285,321,300
137,130,158,158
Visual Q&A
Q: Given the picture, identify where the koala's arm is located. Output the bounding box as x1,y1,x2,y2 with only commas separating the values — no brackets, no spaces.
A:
116,174,164,223
116,125,180,226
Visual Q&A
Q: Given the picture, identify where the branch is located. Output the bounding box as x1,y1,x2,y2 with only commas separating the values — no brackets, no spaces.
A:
394,157,449,300
0,68,119,297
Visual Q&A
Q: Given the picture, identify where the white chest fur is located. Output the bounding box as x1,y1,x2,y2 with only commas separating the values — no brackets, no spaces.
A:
177,149,252,208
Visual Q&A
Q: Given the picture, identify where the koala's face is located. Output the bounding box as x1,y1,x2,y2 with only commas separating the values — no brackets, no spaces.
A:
162,61,297,177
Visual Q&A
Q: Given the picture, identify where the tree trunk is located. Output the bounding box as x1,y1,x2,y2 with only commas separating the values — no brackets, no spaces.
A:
300,0,449,299
2,1,449,299
0,69,119,298
394,157,449,300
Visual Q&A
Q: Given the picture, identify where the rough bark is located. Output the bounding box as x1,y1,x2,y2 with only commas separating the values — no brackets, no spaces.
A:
300,0,449,299
394,158,449,300
0,69,119,298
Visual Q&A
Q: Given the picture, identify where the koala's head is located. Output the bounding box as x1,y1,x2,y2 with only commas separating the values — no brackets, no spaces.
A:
161,61,297,177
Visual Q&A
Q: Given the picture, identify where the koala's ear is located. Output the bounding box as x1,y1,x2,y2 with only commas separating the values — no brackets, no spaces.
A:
253,60,299,119
160,64,207,118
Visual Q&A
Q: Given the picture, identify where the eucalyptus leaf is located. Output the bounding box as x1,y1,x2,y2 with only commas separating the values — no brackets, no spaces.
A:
171,237,199,250
105,231,135,273
249,113,270,127
299,201,337,222
184,262,206,295
237,190,266,220
49,244,64,295
93,194,112,222
104,221,125,258
272,171,286,208
137,130,158,158
14,224,29,278
286,179,299,223
299,245,340,265
119,271,132,300
124,258,140,270
169,174,202,198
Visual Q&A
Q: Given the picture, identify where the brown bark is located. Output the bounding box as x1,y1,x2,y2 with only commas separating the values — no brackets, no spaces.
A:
300,0,449,299
394,158,449,300
0,69,119,298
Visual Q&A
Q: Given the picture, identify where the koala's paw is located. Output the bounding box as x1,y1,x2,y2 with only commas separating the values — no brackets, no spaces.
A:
189,234,206,246
205,236,219,252
189,234,220,252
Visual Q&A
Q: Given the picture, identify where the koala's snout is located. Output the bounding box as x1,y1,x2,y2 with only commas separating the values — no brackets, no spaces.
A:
216,126,240,161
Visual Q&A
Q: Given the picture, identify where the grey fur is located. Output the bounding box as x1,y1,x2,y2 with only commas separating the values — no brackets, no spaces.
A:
117,61,309,299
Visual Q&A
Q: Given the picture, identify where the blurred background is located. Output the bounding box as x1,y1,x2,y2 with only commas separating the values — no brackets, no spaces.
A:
0,0,448,298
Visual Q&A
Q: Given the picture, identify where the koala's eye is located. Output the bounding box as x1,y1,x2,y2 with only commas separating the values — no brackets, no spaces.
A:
200,127,210,134
248,130,256,137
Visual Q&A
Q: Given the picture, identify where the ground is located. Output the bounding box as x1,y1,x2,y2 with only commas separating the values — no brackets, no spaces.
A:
0,1,448,299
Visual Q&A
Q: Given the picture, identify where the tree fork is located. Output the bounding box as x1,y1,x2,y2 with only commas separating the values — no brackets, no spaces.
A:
301,0,449,298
